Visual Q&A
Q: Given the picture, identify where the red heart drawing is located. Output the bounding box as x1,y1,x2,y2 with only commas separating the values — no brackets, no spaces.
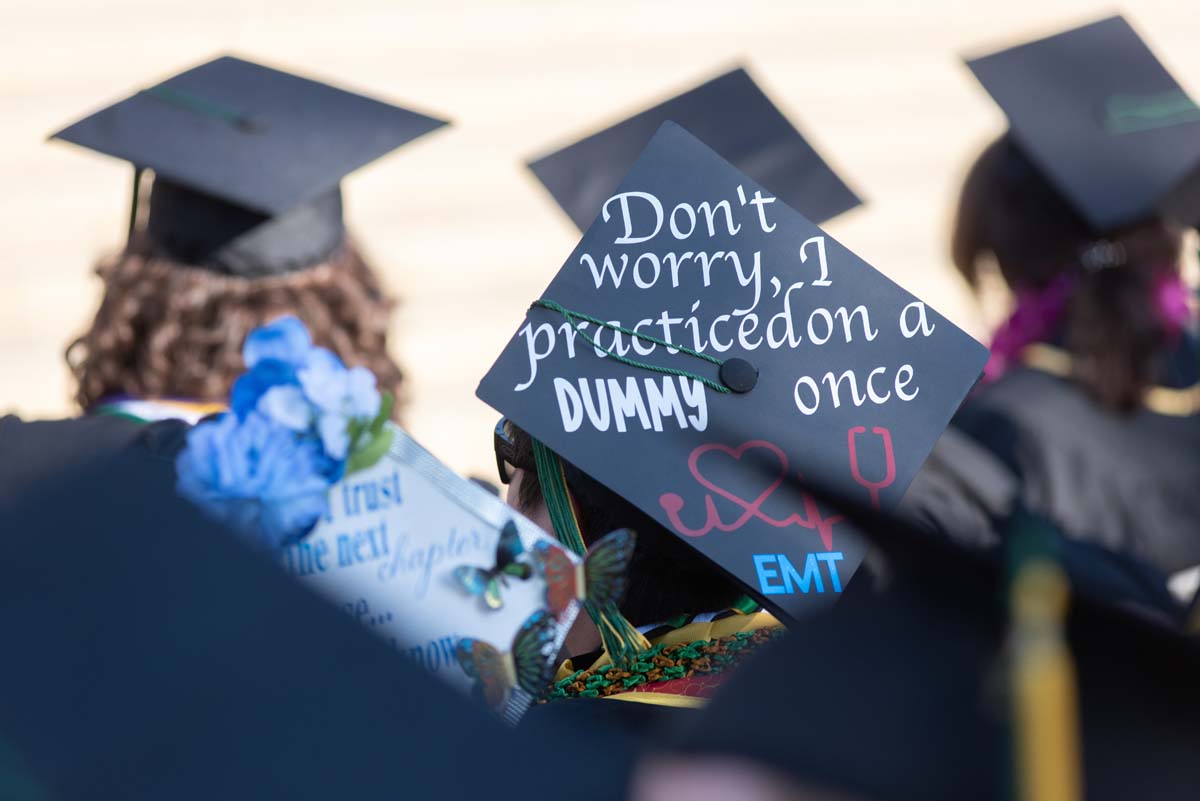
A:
659,439,844,547
688,440,789,520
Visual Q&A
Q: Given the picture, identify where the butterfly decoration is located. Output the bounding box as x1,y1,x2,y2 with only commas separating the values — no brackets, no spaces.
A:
534,528,636,616
452,520,533,610
455,609,559,712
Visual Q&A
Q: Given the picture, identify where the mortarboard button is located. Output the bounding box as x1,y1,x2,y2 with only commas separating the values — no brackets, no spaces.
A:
719,358,758,393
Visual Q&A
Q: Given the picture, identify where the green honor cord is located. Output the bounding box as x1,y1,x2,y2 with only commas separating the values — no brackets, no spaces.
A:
531,438,651,668
531,298,731,394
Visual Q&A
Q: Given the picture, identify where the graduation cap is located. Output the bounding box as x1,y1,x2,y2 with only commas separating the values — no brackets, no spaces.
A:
0,419,635,801
966,14,1200,231
656,503,1200,801
478,122,988,627
50,55,449,277
526,66,862,231
286,423,589,721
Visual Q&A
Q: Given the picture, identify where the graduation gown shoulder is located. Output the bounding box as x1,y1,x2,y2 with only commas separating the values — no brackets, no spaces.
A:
0,414,189,510
900,359,1200,577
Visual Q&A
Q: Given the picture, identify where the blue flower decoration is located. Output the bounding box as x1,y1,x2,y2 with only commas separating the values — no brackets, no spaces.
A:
299,348,381,460
244,315,313,369
176,315,394,547
176,411,331,548
231,358,299,421
229,316,314,420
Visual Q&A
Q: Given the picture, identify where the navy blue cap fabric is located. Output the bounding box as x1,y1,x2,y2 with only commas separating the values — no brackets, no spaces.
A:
527,67,862,231
671,504,1200,801
966,15,1200,231
50,55,448,274
52,55,448,216
0,419,634,801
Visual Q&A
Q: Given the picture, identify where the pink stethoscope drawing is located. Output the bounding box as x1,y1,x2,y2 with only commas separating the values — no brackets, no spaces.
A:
847,425,897,510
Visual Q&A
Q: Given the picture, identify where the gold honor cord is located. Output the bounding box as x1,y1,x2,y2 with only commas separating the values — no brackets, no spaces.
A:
1011,560,1083,801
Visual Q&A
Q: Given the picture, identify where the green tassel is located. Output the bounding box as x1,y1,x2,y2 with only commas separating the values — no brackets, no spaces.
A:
531,439,650,667
531,439,587,556
127,166,144,243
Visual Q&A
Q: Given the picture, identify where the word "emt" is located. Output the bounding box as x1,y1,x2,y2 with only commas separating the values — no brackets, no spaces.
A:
753,552,845,595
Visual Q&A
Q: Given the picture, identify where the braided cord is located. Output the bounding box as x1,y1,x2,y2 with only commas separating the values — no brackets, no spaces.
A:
531,298,730,394
531,438,650,667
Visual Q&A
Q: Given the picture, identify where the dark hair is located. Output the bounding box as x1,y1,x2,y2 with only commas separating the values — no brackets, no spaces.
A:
951,134,1184,410
67,233,404,412
506,423,745,626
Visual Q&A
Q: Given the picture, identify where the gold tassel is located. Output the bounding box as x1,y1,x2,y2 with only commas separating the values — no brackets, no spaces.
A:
1186,599,1200,635
1011,560,1083,801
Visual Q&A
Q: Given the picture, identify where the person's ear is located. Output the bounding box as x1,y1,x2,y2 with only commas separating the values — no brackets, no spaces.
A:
504,467,528,511
505,467,555,537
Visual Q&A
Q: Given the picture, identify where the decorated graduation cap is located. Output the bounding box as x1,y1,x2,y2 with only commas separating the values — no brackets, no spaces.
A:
50,55,448,277
285,429,640,721
170,316,634,720
0,434,636,801
966,14,1200,231
527,66,862,230
664,505,1200,801
479,122,988,628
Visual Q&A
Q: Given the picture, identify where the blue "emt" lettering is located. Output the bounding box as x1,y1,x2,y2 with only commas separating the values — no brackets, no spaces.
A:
752,552,844,595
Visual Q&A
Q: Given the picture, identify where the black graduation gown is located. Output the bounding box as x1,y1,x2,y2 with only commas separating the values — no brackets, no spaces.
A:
0,421,638,800
0,414,188,508
900,349,1200,578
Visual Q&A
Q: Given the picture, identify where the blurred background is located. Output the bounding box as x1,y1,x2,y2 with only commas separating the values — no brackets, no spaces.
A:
3,0,1199,478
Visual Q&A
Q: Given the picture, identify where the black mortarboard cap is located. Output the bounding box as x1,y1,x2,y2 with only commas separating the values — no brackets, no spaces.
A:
479,123,988,626
667,504,1200,801
966,14,1200,231
527,67,862,230
0,420,635,801
50,55,448,276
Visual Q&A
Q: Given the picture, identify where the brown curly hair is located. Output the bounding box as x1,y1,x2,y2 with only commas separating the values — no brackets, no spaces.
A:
66,233,404,412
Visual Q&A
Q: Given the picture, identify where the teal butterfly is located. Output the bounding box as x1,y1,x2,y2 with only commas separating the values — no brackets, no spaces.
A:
533,528,636,616
452,520,532,610
455,609,558,711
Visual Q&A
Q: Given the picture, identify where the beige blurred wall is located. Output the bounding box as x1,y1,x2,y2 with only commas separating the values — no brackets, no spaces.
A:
3,0,1199,478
